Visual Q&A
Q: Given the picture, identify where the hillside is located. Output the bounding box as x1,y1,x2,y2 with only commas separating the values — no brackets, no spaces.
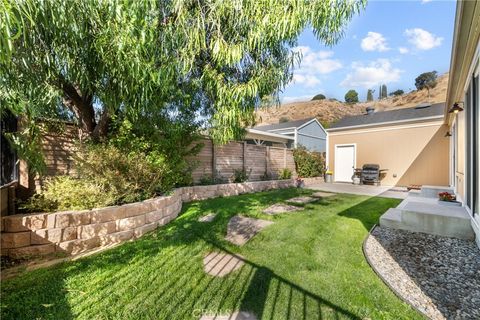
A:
256,73,448,127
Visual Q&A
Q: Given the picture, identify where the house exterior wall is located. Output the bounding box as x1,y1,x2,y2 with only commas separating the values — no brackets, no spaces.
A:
297,121,327,153
328,122,450,186
446,0,480,248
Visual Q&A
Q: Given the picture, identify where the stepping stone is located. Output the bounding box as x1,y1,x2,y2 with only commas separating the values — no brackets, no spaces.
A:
203,252,244,277
200,311,257,320
286,196,318,204
312,191,335,198
263,204,304,215
198,213,216,222
225,215,273,245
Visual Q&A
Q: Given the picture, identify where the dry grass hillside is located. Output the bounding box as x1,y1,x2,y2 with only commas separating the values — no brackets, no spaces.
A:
256,73,448,127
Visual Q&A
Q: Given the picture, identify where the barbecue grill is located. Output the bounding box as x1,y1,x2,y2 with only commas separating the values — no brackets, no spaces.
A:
360,164,383,186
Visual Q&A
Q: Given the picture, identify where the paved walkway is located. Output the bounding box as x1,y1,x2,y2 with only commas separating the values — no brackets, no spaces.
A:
306,182,408,199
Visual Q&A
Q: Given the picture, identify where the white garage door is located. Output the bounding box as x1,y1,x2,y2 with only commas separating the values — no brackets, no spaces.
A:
334,145,356,182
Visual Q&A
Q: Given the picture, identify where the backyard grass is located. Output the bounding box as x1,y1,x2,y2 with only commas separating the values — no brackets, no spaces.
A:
1,188,422,320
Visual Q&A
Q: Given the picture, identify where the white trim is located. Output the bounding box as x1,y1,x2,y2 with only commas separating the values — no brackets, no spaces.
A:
333,143,356,182
275,131,295,135
328,121,443,136
267,126,297,132
296,132,327,140
327,115,444,132
326,132,329,170
246,128,294,140
462,41,480,93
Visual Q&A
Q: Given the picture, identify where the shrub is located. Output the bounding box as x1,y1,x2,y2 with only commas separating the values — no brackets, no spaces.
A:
293,147,325,177
344,90,359,103
278,168,292,179
198,174,216,185
231,168,251,183
20,176,116,212
311,94,326,101
389,89,404,96
279,117,290,123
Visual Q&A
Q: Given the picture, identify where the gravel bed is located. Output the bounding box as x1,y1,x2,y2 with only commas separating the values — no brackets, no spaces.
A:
364,226,480,320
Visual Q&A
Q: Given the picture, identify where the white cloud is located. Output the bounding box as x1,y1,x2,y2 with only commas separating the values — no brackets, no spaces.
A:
292,74,321,87
421,0,433,4
282,95,316,104
341,59,403,88
405,28,443,50
290,46,342,88
361,32,390,52
398,47,409,54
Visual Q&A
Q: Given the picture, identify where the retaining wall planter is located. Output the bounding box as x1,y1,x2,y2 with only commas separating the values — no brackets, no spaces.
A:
1,179,294,259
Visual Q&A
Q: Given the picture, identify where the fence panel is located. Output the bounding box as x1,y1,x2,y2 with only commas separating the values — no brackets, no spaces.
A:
245,144,267,181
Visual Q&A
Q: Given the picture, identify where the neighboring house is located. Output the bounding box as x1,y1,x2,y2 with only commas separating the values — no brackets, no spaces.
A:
247,118,328,153
444,0,479,247
327,103,449,186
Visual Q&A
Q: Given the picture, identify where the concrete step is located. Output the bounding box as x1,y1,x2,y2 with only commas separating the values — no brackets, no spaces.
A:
420,185,454,198
379,208,403,229
408,189,422,198
379,199,474,240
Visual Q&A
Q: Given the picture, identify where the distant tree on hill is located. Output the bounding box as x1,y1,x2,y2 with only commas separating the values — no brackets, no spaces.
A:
344,90,359,103
311,94,326,100
381,84,388,99
279,117,290,123
415,71,438,99
390,89,404,96
366,89,373,101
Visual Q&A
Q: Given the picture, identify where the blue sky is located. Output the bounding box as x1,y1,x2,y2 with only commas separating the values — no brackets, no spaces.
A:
281,0,456,103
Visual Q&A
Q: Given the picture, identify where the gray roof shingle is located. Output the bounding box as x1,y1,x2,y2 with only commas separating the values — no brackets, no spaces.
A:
253,118,314,132
329,103,445,130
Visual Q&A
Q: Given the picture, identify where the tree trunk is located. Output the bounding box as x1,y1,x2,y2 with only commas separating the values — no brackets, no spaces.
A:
61,81,109,141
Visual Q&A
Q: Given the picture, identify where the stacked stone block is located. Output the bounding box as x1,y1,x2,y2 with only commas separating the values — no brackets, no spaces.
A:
1,180,294,258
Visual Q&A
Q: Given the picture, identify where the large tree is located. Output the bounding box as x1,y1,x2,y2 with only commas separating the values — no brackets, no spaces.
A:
1,0,365,144
415,71,438,99
344,90,359,103
366,89,373,102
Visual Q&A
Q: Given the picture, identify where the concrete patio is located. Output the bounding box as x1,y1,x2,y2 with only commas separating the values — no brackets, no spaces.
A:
306,181,409,199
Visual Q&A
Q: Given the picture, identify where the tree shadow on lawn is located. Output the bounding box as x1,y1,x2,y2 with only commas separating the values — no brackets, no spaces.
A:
336,194,401,231
1,189,395,320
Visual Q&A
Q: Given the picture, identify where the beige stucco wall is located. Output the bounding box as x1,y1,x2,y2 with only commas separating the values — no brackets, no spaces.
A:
328,122,450,186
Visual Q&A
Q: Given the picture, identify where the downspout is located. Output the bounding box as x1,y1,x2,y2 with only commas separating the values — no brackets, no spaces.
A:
294,128,298,148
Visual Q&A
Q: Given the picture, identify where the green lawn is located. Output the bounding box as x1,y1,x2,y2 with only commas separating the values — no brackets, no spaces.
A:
1,188,422,320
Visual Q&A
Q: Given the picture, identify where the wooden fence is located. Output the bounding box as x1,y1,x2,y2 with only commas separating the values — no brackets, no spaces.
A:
20,127,296,193
188,139,296,183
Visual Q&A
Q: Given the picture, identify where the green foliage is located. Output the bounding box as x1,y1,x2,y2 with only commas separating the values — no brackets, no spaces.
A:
366,89,373,102
22,119,201,212
278,168,292,180
293,147,325,177
311,94,326,101
344,90,359,103
319,120,330,129
415,71,438,93
390,89,404,96
198,175,216,186
231,168,251,183
20,176,116,212
1,0,366,146
380,84,388,99
279,117,290,123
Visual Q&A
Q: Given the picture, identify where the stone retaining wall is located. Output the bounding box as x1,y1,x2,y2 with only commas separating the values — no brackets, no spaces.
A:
1,179,294,258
